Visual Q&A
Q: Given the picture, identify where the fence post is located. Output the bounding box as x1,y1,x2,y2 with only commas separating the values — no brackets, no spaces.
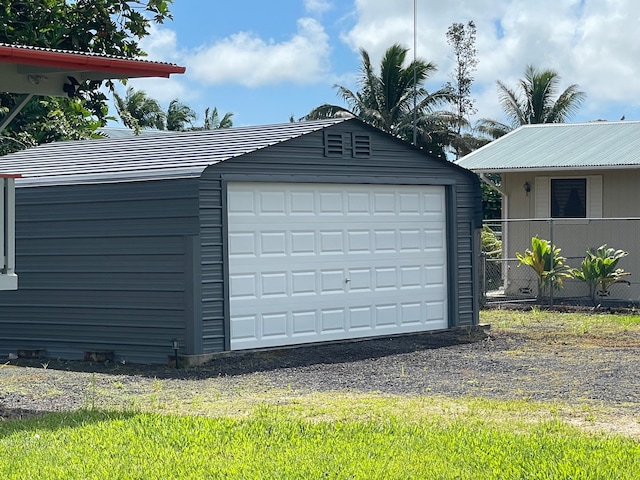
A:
481,251,487,304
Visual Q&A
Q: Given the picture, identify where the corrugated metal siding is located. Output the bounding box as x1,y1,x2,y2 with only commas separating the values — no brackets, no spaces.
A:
200,121,481,351
0,179,200,364
199,178,226,353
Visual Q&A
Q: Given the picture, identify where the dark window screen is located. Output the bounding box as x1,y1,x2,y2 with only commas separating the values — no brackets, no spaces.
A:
551,178,586,218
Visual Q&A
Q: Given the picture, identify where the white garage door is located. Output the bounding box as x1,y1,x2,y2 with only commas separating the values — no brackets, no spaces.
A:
227,182,448,350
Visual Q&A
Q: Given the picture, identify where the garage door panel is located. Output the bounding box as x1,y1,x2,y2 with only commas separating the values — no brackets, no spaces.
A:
228,182,448,350
349,306,373,330
292,310,317,335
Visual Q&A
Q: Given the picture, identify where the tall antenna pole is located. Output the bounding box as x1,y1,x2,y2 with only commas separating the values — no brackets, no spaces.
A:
412,0,417,146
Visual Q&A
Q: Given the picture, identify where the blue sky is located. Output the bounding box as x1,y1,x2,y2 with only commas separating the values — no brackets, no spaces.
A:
116,0,640,129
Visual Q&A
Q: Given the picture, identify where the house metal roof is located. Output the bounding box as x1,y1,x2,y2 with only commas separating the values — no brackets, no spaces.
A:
456,121,640,173
0,119,345,186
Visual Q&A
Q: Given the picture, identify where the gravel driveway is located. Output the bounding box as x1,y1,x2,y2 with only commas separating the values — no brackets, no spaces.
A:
2,321,639,435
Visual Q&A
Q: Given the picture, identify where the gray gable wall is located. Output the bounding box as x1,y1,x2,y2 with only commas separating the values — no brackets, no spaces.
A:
0,119,481,363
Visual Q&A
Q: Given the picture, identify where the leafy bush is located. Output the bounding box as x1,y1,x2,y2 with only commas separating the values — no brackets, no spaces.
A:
516,236,572,302
571,245,631,304
481,225,502,258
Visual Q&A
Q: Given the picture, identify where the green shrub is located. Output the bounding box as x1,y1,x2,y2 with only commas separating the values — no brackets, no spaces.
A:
571,245,631,304
516,236,572,302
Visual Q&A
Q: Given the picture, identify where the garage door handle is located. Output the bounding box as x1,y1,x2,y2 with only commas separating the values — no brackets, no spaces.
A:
344,278,351,283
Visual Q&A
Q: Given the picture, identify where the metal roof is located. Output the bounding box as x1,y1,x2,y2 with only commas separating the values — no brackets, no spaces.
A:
0,43,185,96
0,119,345,186
456,121,640,173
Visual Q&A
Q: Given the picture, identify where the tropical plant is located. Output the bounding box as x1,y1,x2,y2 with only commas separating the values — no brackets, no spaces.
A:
0,96,104,155
516,236,572,301
166,99,196,131
476,65,586,139
201,107,234,130
571,245,631,304
114,87,166,132
303,43,453,154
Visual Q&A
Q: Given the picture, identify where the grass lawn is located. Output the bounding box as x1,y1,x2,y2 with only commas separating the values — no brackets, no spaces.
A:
1,310,639,479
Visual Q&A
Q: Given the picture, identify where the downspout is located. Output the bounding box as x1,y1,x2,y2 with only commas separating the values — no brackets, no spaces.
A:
479,173,508,291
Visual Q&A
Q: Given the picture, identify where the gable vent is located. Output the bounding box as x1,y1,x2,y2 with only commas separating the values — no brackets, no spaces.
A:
352,133,371,158
324,132,344,157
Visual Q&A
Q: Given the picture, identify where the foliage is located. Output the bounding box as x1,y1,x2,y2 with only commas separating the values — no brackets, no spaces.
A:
199,106,234,130
166,99,196,131
113,88,233,133
0,0,172,57
481,225,502,258
481,179,502,219
113,86,165,132
445,21,478,159
1,406,639,479
303,43,453,156
0,0,173,150
476,65,586,138
516,236,572,301
0,97,104,155
571,245,631,304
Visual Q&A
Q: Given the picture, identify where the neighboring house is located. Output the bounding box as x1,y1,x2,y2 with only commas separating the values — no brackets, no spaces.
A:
0,118,482,364
456,121,640,302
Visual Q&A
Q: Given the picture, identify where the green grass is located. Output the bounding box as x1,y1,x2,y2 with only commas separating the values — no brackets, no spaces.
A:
3,311,640,478
1,406,639,479
482,308,640,345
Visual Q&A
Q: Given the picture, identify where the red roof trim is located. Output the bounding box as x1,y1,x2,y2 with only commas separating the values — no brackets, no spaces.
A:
0,44,185,78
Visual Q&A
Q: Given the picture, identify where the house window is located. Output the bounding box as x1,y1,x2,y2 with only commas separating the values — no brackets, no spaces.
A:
534,175,602,219
551,178,586,218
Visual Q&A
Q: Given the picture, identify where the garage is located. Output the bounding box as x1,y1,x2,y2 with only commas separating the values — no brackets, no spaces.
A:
0,117,482,363
228,182,448,350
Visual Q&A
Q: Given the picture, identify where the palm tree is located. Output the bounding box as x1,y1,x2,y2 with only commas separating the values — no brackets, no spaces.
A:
200,107,233,130
113,87,166,132
476,65,586,139
303,44,452,150
166,99,196,131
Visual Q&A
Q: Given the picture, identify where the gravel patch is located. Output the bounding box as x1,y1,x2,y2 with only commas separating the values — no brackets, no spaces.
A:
2,323,639,431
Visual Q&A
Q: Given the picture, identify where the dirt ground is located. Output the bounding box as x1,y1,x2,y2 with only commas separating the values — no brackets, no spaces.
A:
1,318,639,436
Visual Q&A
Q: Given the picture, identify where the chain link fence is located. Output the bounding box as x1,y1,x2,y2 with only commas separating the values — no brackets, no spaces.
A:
481,218,640,307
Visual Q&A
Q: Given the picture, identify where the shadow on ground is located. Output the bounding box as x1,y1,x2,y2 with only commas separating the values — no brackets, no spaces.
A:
5,326,490,380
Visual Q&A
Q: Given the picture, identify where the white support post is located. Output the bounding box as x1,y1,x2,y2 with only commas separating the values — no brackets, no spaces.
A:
0,176,18,290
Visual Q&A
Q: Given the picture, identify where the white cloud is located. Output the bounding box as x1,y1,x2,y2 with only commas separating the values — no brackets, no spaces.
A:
137,25,182,63
123,24,190,104
186,18,331,87
342,0,640,122
305,0,332,16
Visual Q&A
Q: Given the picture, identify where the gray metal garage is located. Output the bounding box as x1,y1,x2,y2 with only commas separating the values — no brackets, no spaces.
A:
0,118,482,363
